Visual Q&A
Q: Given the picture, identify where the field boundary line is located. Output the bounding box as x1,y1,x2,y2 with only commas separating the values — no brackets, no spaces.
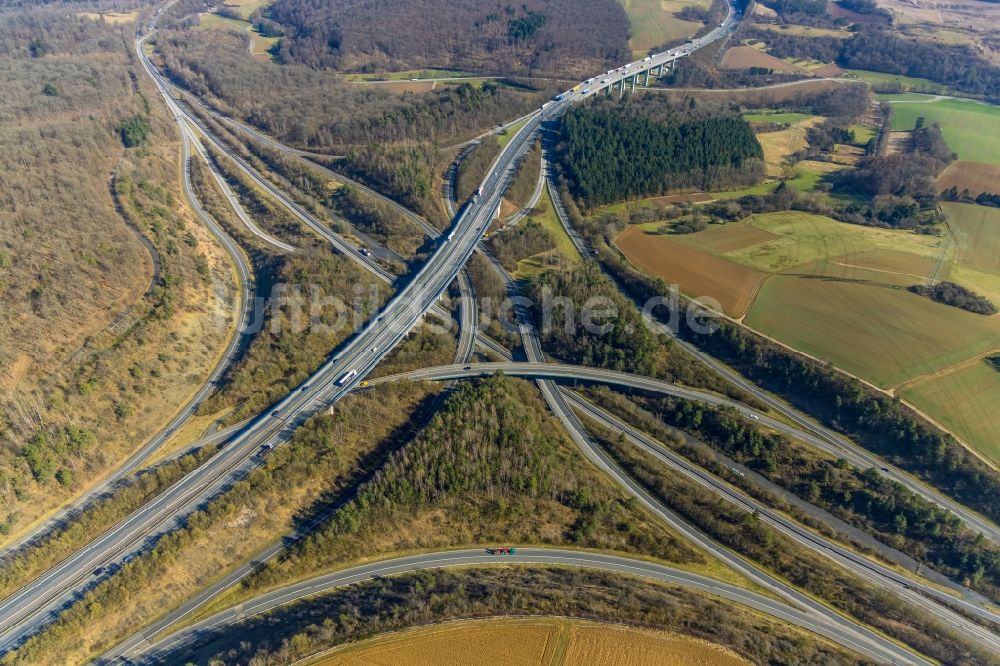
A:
891,348,1000,394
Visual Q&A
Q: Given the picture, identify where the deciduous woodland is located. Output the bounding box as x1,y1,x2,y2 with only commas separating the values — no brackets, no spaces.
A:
156,31,546,150
266,0,631,76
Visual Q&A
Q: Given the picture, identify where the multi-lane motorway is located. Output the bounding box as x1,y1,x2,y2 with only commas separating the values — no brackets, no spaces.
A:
0,10,549,651
4,0,1000,661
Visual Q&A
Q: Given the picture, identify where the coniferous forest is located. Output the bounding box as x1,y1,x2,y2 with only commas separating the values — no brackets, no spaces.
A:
555,98,764,208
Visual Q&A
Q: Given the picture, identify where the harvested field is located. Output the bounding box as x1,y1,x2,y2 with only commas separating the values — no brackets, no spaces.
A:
78,10,138,23
758,23,851,38
936,161,1000,197
563,623,749,665
901,358,1000,466
720,46,803,72
797,159,850,173
755,118,818,174
616,226,769,317
315,618,749,666
812,63,846,77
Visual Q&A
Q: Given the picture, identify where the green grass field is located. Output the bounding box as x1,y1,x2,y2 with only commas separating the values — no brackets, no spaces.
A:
721,211,940,273
944,202,1000,273
884,97,1000,166
497,118,529,149
901,359,1000,465
849,123,875,144
620,0,707,55
849,70,951,94
746,275,1000,387
710,164,827,200
513,189,580,278
221,0,271,20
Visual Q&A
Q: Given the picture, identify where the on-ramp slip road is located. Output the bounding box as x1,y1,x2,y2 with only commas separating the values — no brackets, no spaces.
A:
103,549,914,665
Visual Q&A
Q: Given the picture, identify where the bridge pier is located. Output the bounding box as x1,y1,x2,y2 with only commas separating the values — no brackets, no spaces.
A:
644,69,650,86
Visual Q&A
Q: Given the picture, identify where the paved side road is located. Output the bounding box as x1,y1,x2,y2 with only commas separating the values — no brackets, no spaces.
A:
101,548,915,665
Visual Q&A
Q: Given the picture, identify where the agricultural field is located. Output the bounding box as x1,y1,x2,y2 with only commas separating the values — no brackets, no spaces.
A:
615,225,770,317
883,95,1000,166
756,23,851,39
736,211,1000,388
945,203,1000,273
936,161,1000,197
313,618,749,666
221,0,273,20
746,274,1000,387
618,210,1000,391
900,358,1000,465
849,70,951,94
720,46,803,72
620,0,709,56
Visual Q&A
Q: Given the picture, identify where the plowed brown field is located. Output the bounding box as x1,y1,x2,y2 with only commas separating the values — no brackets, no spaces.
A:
615,226,768,317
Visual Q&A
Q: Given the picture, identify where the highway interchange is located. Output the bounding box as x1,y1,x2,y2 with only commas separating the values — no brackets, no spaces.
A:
2,0,1000,662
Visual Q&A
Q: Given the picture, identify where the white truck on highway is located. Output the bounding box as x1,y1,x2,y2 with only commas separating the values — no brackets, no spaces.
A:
336,369,357,386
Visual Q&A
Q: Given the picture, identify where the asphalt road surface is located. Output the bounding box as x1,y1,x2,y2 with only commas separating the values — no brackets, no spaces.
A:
108,549,921,665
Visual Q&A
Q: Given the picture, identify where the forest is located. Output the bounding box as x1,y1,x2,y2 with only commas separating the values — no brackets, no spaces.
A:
266,0,631,76
156,31,546,149
841,30,1000,101
555,97,764,208
745,23,1000,102
249,375,700,586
